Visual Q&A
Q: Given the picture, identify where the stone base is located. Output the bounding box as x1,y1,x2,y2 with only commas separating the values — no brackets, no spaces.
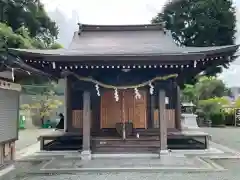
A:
160,150,170,154
158,150,170,158
81,150,91,161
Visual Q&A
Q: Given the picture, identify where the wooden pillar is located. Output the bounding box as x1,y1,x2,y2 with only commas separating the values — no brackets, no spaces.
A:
64,77,72,132
158,89,168,153
81,91,91,160
120,90,126,139
91,92,101,134
147,92,155,128
175,85,182,130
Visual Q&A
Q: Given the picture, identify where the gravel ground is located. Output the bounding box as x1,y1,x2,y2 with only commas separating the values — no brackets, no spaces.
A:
3,127,240,180
7,171,240,180
201,127,240,151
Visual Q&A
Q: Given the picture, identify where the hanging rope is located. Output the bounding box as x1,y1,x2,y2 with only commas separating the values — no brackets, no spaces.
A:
66,71,178,89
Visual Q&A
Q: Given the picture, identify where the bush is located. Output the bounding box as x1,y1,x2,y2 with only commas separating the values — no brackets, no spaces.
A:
210,112,225,126
224,113,235,126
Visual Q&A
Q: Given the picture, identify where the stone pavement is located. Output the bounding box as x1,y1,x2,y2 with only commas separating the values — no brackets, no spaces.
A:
15,129,53,151
3,140,239,180
16,142,40,160
2,127,240,180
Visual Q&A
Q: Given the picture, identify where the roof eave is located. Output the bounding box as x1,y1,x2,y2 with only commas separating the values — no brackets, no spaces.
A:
8,53,57,80
8,44,239,62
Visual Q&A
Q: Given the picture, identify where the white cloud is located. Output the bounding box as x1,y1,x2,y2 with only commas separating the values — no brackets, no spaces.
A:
42,0,167,46
42,0,166,24
220,0,240,87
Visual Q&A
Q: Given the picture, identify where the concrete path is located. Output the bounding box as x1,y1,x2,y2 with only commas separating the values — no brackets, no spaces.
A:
201,127,240,151
15,129,52,151
4,127,240,180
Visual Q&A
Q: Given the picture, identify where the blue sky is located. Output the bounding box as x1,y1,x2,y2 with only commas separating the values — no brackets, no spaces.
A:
42,0,240,87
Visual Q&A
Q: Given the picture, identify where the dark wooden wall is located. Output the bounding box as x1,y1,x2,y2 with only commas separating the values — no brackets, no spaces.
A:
70,88,101,133
68,78,178,133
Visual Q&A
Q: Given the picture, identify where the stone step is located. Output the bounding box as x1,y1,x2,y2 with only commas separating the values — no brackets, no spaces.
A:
93,140,159,146
93,147,159,153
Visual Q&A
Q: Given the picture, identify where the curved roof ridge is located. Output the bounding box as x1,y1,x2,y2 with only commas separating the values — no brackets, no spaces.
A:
77,23,163,32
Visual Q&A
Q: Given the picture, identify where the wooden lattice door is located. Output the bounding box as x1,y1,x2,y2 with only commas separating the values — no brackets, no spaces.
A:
100,90,147,129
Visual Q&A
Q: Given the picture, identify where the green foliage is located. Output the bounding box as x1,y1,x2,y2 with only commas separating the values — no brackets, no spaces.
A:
233,97,240,108
50,43,63,49
181,84,196,103
0,0,62,50
30,98,62,118
0,0,59,46
210,112,225,126
20,89,62,120
181,76,229,103
224,112,235,126
198,98,222,118
0,22,61,49
153,0,236,46
0,23,45,49
197,77,230,99
197,96,229,124
152,0,237,77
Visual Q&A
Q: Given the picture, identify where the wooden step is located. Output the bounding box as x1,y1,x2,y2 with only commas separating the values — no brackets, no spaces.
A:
93,139,159,146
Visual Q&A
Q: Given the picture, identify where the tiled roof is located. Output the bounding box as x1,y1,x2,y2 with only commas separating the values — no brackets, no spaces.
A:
8,24,239,60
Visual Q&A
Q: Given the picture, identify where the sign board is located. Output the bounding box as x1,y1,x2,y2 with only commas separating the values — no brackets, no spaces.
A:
165,97,169,104
235,108,240,126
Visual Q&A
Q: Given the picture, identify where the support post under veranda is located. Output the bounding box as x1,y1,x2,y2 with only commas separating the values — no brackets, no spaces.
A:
121,90,126,140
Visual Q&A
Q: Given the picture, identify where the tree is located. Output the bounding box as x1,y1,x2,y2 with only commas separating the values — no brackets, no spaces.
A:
182,77,230,123
0,23,44,49
196,76,230,100
29,90,62,126
0,1,62,68
20,81,63,125
0,0,62,50
198,97,228,119
152,0,237,76
181,76,229,103
0,0,59,47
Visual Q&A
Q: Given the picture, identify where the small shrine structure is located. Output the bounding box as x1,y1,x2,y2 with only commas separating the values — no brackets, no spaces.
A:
6,24,239,157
